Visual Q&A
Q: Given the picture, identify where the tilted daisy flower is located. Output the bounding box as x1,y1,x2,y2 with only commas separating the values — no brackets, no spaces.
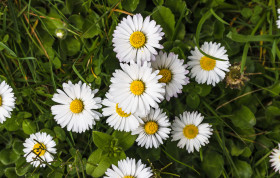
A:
187,41,231,86
171,111,213,153
113,13,164,63
109,61,165,117
269,143,280,173
51,81,102,133
23,132,56,167
104,157,153,178
277,9,280,29
0,81,16,123
151,51,189,101
132,108,171,149
102,93,143,132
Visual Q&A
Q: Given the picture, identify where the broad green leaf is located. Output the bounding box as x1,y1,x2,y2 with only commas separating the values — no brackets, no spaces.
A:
241,8,253,18
22,119,36,135
165,0,186,16
69,14,84,30
17,112,32,119
92,131,114,150
231,105,256,129
136,147,161,162
195,84,212,97
13,140,24,155
86,149,103,176
186,92,200,109
4,167,17,178
0,149,20,165
15,157,31,176
82,12,101,38
233,160,253,178
202,151,224,178
52,57,61,69
65,37,81,56
152,0,164,6
152,6,175,38
122,0,139,12
112,131,137,151
54,126,66,141
4,116,22,131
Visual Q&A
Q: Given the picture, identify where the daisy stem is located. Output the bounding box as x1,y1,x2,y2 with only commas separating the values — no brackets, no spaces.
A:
161,148,200,175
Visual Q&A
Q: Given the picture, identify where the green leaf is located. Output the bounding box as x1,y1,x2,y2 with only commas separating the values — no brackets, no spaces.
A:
233,160,253,178
4,167,17,178
0,149,20,165
226,32,275,43
4,116,22,131
52,57,61,69
65,37,81,56
112,131,137,151
122,0,139,12
86,149,104,176
15,157,31,176
241,8,253,18
152,6,175,39
69,14,85,30
186,92,200,109
17,112,32,119
54,126,66,141
22,119,36,135
13,140,24,155
202,151,224,178
195,84,212,97
137,147,161,162
92,131,114,151
82,12,101,38
230,105,256,129
165,0,186,16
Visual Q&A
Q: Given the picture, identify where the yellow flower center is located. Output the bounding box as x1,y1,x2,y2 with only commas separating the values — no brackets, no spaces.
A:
183,124,199,139
200,56,216,71
0,96,2,106
129,31,146,48
158,69,172,83
123,176,135,178
33,143,46,156
70,99,84,113
130,80,145,95
116,104,131,117
144,121,159,135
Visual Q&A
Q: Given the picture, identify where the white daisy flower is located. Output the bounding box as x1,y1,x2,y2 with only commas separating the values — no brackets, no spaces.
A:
23,132,56,167
0,81,16,123
187,41,231,86
171,111,213,153
113,13,164,63
51,81,102,133
104,157,153,178
270,144,280,173
102,93,143,132
277,9,280,29
109,61,165,117
131,108,171,149
151,51,189,101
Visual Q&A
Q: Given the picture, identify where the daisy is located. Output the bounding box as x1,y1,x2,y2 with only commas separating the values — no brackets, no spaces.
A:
109,61,165,117
270,143,280,173
151,51,189,101
23,132,56,167
277,9,280,29
102,93,143,132
113,13,164,63
171,111,213,153
0,81,16,123
187,41,231,86
104,157,153,178
51,81,102,133
131,108,171,149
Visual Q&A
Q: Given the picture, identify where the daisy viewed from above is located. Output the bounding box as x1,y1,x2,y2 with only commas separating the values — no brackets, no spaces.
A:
151,51,189,101
0,81,16,123
109,61,165,117
113,13,164,63
187,41,231,86
277,9,280,29
51,81,102,133
102,93,143,132
171,111,213,153
269,143,280,173
104,157,153,178
132,108,171,149
23,132,56,167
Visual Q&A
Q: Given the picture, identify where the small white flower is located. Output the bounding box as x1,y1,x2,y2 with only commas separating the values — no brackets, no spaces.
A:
113,13,164,63
171,111,213,153
51,81,102,133
187,41,231,86
104,157,153,178
270,144,280,173
23,132,56,167
109,61,165,117
277,9,280,29
0,81,16,123
151,51,189,101
132,108,171,149
102,93,143,132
